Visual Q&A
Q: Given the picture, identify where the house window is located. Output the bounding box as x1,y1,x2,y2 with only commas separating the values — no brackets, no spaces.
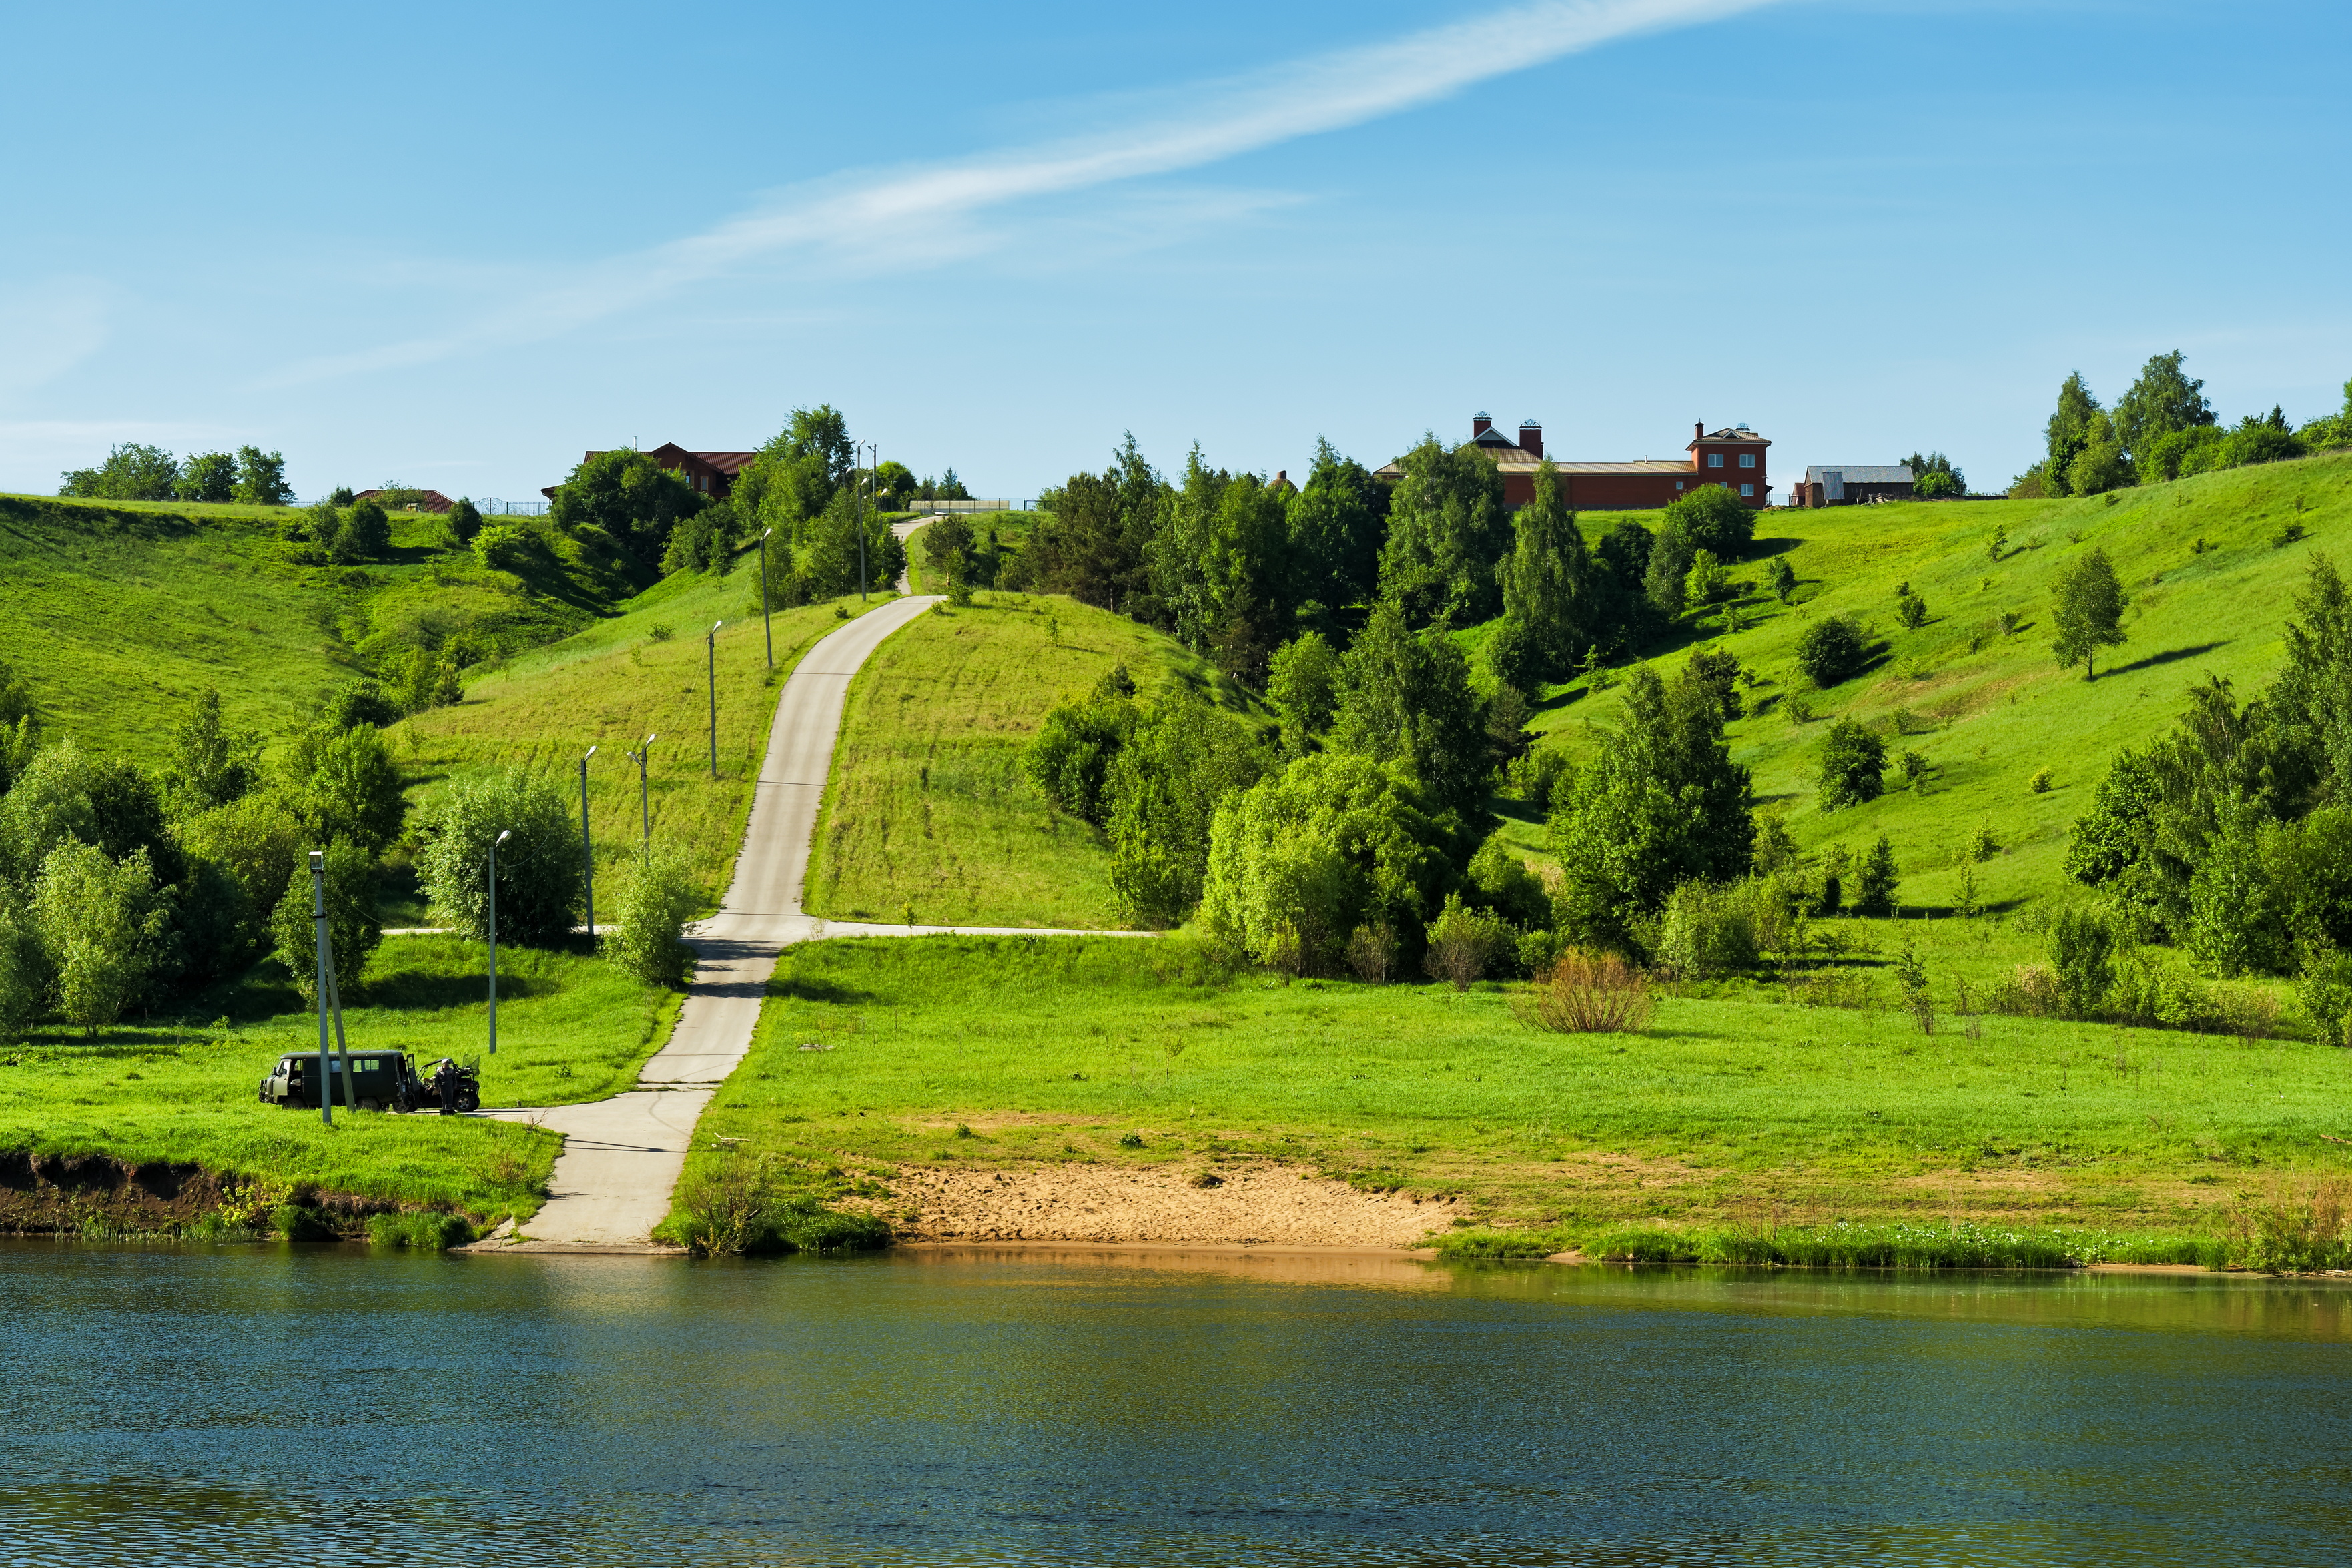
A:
1675,480,1685,490
1707,454,1724,468
1739,454,1756,469
1741,483,1755,498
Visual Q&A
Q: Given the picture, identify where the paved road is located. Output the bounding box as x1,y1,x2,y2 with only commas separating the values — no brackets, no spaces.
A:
476,595,941,1251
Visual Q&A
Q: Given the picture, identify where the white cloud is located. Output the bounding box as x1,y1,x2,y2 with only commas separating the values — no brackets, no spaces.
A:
270,0,1784,384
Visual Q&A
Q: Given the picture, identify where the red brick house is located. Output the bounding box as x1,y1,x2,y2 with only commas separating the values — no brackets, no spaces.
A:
539,444,758,501
354,488,456,513
1379,414,1771,509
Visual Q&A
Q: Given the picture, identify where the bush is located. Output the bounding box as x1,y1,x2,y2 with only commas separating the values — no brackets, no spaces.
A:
474,523,533,572
1794,614,1869,687
328,681,402,731
1345,923,1396,984
415,769,583,945
1509,747,1569,813
1895,592,1928,629
1022,672,1136,826
1661,483,1756,558
267,841,382,1002
366,1210,476,1250
665,1160,893,1256
1421,893,1514,990
2047,905,2116,1018
1655,880,1760,979
1517,949,1654,1034
610,846,701,987
1816,717,1886,809
1463,834,1551,929
1768,558,1797,601
2299,946,2352,1049
31,841,165,1032
1853,832,1898,917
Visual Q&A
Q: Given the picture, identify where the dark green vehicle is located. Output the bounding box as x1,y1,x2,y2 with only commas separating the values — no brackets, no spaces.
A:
257,1052,480,1113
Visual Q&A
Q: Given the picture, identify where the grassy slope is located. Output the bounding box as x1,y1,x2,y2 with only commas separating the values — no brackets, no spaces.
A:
0,494,635,765
0,934,679,1222
398,561,906,913
1503,454,2352,918
803,590,1250,928
682,937,2351,1242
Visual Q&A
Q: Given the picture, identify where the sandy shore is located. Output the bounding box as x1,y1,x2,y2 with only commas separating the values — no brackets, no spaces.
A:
885,1161,1459,1248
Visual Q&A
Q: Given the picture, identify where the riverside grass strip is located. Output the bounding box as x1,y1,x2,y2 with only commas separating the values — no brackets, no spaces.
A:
802,590,1255,929
400,564,905,913
671,935,2352,1240
0,935,676,1222
1492,451,2352,909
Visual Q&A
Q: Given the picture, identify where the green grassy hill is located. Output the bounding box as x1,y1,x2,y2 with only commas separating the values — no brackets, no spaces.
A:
805,591,1252,928
0,494,639,763
1497,452,2352,924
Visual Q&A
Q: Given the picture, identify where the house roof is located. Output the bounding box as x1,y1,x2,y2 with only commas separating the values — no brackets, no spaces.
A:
1691,426,1772,448
1804,464,1913,485
583,446,759,476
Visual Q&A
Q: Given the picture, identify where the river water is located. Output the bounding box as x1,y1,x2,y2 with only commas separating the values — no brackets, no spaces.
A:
2,1242,2347,1565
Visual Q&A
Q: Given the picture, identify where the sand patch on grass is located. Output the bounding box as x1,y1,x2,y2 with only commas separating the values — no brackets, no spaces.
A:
887,1161,1458,1247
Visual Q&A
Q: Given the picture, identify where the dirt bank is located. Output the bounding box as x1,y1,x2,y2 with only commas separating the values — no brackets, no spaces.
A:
885,1161,1457,1248
0,1151,386,1236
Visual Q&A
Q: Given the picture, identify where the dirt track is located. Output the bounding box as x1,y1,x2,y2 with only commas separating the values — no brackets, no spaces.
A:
886,1162,1458,1248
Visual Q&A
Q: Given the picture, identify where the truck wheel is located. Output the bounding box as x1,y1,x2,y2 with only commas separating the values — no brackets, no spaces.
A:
456,1088,480,1114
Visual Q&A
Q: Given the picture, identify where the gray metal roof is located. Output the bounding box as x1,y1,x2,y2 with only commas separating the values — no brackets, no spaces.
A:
1805,464,1914,484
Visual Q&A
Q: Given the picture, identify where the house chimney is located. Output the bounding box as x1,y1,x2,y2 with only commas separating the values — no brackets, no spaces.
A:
1472,411,1493,438
1694,420,1705,442
1519,420,1543,460
1274,470,1287,488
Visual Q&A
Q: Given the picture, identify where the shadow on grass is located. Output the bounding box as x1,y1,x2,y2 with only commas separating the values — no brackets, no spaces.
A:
364,969,545,1010
769,975,880,1005
2105,641,2229,679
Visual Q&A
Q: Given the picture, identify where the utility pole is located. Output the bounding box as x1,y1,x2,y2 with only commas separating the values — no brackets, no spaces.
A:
309,851,332,1126
488,829,510,1056
759,528,773,668
707,621,722,779
865,440,879,597
628,733,656,848
578,745,597,939
856,446,869,601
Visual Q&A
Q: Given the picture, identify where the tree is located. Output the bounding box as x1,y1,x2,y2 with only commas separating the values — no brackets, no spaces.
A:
1685,548,1731,607
1549,665,1753,949
31,841,165,1031
1660,484,1755,558
2050,546,2128,679
176,792,304,931
446,496,484,546
280,722,404,853
233,448,294,506
921,513,976,598
550,448,707,564
609,845,701,986
1284,439,1387,619
335,500,390,563
267,841,382,1000
1022,434,1162,613
2111,350,2215,461
1497,461,1596,678
1330,597,1490,825
935,467,971,502
2037,372,2104,497
0,738,183,893
797,485,903,599
1794,613,1870,687
1023,670,1138,826
1643,517,1695,617
1104,694,1272,925
1267,631,1340,757
1375,434,1509,626
1768,558,1798,602
1816,717,1886,808
873,460,917,510
59,443,179,502
175,451,239,504
1854,831,1899,916
416,769,583,945
2066,422,2131,496
1902,451,1967,495
163,689,259,815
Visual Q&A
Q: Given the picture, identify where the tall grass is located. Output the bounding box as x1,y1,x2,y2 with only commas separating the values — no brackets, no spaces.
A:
1433,1220,2221,1270
1516,950,1655,1034
660,1156,893,1256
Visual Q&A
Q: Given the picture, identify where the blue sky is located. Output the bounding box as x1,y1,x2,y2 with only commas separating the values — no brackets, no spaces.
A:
2,0,2346,505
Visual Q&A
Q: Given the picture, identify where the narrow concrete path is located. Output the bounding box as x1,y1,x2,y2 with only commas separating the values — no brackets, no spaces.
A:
891,516,925,594
476,595,943,1251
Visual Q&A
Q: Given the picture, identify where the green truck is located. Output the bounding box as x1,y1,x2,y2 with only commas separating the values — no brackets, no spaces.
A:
257,1052,479,1113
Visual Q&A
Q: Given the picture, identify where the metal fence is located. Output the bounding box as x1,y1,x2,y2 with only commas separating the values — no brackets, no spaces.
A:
908,498,1029,514
478,497,551,516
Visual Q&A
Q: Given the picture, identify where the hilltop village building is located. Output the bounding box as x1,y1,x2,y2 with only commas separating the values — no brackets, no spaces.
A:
1790,464,1915,508
1379,416,1772,508
538,443,756,502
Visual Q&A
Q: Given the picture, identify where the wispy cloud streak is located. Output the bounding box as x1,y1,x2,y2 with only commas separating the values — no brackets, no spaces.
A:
275,0,1782,382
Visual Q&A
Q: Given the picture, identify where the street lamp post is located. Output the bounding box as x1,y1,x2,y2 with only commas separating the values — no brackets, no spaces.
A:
861,440,878,599
488,829,510,1056
759,528,773,669
578,745,597,940
308,851,333,1126
627,732,656,847
706,621,722,779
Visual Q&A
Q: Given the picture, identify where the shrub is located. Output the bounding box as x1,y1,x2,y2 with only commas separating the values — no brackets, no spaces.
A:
474,522,533,572
2047,905,2116,1018
1655,880,1759,979
1661,483,1756,558
1768,558,1797,601
1022,673,1136,826
445,497,484,546
31,841,165,1032
2299,946,2352,1049
366,1210,476,1250
1853,832,1898,917
328,681,402,731
1895,592,1928,629
1509,747,1569,813
1517,949,1654,1034
1421,893,1513,990
1344,922,1396,984
609,846,702,987
1893,941,1932,1032
1816,717,1886,809
415,769,583,945
1794,614,1869,687
1463,834,1551,929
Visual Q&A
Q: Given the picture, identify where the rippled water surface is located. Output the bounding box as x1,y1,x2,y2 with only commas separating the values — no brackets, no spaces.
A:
3,1243,2349,1565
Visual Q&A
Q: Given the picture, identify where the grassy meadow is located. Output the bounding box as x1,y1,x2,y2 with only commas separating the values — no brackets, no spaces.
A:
803,590,1252,928
396,556,903,915
0,933,677,1220
675,935,2349,1245
0,494,635,766
1491,452,2352,917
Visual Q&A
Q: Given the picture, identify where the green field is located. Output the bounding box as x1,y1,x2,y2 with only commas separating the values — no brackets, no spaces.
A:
803,591,1250,928
0,494,638,765
399,557,903,914
676,935,2347,1243
0,933,675,1222
1495,453,2352,915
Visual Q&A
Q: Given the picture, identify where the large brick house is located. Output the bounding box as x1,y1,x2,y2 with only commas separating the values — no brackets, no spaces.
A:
1379,414,1771,509
539,443,758,502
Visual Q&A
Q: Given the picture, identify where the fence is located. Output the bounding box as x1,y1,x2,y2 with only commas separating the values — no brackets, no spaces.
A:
478,497,551,516
908,498,1030,514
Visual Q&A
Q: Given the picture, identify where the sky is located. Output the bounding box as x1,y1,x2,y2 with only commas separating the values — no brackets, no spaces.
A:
2,0,2347,506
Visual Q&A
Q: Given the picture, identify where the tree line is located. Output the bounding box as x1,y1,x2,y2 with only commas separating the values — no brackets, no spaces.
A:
2016,352,2352,498
59,443,295,507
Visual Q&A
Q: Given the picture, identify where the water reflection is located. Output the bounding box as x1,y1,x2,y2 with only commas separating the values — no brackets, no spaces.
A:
2,1241,2347,1565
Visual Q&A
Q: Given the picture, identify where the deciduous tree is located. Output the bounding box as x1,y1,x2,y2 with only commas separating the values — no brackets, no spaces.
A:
2050,546,2127,679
